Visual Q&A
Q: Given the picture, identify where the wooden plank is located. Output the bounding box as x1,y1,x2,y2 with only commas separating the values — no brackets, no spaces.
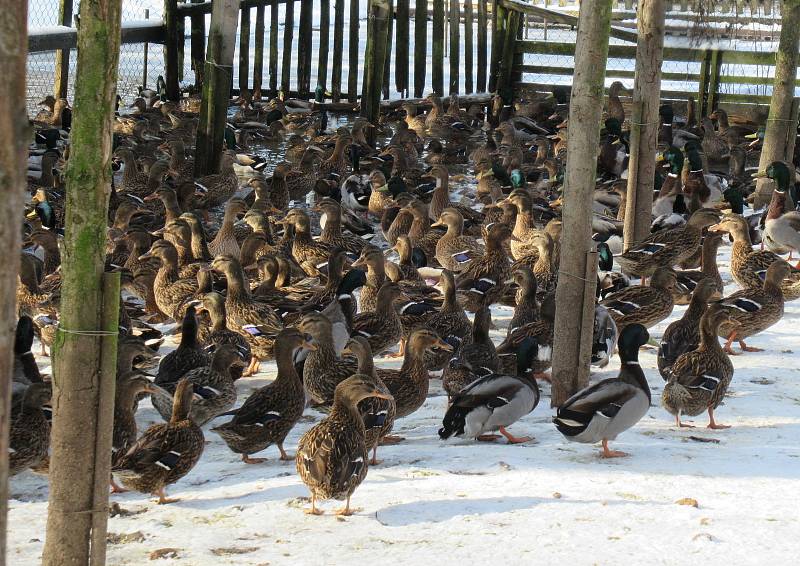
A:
332,0,345,100
281,0,295,95
490,1,506,93
697,49,710,116
498,9,520,101
432,0,444,95
383,0,395,99
396,0,410,95
253,5,265,94
318,0,331,95
477,0,487,91
449,0,460,93
464,0,474,93
516,81,703,102
348,0,360,103
269,0,278,94
164,0,181,100
362,0,391,123
29,22,166,53
707,49,723,112
53,0,74,99
177,13,185,82
190,0,206,89
239,6,251,92
297,0,314,97
414,0,427,97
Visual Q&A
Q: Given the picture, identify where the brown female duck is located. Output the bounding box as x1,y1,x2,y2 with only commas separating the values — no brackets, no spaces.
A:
442,306,500,399
600,267,677,331
194,151,239,213
455,223,517,312
433,208,485,273
350,282,405,355
197,291,252,380
299,312,359,405
140,239,200,320
314,197,368,254
423,270,473,369
208,197,249,258
281,208,332,276
9,382,51,476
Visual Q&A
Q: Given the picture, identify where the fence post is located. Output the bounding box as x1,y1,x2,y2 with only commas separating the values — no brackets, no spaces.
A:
54,0,75,100
489,0,505,93
298,0,314,97
191,0,206,89
318,0,331,95
707,49,723,113
239,7,251,93
142,9,150,89
413,0,427,97
362,0,391,125
432,0,445,95
497,8,520,103
254,4,265,94
550,0,612,407
195,0,239,176
697,49,711,118
332,0,345,100
164,0,180,100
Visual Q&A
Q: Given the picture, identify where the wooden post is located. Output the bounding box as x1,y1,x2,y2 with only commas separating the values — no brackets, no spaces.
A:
754,1,800,208
253,4,265,94
191,0,206,89
432,0,445,95
348,0,360,102
297,0,314,97
697,50,711,118
624,0,666,249
707,49,722,112
413,0,427,97
550,0,612,406
489,0,504,93
318,0,331,93
464,0,474,93
142,9,150,89
239,6,251,92
281,0,295,95
54,0,74,99
383,0,394,99
269,0,279,94
477,0,487,92
0,1,29,560
362,0,391,121
332,0,345,100
449,0,460,93
41,0,122,563
195,0,239,177
164,0,180,100
396,0,409,96
497,8,520,103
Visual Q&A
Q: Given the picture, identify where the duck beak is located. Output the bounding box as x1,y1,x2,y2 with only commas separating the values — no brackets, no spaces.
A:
138,251,153,260
707,223,724,233
370,390,394,402
430,219,444,228
752,170,767,178
352,256,366,268
508,234,522,242
435,339,454,352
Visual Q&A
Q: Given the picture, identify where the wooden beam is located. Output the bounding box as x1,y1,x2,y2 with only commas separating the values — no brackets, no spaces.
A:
332,0,345,100
432,0,444,95
29,21,165,53
297,0,314,97
318,0,331,94
253,4,265,94
53,0,74,99
413,0,427,97
164,0,180,100
239,6,251,92
281,0,295,95
348,0,360,102
362,0,391,122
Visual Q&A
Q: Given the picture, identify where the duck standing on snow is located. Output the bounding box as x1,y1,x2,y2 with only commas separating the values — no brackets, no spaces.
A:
296,375,394,516
553,324,651,458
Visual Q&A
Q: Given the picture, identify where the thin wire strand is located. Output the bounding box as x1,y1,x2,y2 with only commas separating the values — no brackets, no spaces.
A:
57,326,118,337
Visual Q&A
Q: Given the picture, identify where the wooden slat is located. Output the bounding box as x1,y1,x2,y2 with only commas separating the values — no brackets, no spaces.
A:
297,0,313,97
253,5,265,94
432,0,444,95
383,0,394,99
318,0,331,95
348,0,360,103
190,0,207,89
332,0,345,100
516,81,701,102
269,0,278,94
464,0,474,93
477,0,487,92
238,7,251,92
414,0,427,97
281,0,295,95
53,0,74,99
449,0,460,94
489,2,506,93
395,0,410,96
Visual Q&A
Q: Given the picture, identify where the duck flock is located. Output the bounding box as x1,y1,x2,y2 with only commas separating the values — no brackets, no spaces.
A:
13,85,800,521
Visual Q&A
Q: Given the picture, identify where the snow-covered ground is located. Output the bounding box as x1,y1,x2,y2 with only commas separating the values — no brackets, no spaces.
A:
8,237,800,565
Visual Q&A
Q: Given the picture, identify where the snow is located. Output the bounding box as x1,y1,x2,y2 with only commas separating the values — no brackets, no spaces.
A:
8,235,800,565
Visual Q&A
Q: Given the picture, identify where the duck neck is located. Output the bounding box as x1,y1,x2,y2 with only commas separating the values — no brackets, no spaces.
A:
162,194,182,223
274,342,303,388
729,226,754,271
189,225,211,261
702,241,721,279
683,292,709,323
619,355,650,402
365,262,385,289
513,206,534,238
400,342,429,379
329,391,364,427
208,305,228,333
698,319,724,353
766,186,788,221
409,214,431,242
120,154,138,186
430,178,451,218
156,255,181,286
441,281,457,312
320,210,343,241
224,265,252,302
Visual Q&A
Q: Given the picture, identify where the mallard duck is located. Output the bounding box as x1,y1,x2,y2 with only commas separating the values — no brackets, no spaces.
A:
700,117,731,161
9,382,51,476
717,260,790,354
440,337,539,443
207,198,248,258
350,282,404,354
506,267,539,334
212,329,313,463
658,278,718,380
13,316,43,390
674,231,725,303
606,81,630,123
553,324,651,458
405,198,444,261
342,337,397,465
280,208,332,276
426,165,484,224
314,197,368,254
596,242,630,299
662,305,736,428
113,378,204,504
423,270,473,369
112,372,159,487
442,306,500,399
210,255,283,374
455,223,517,312
433,208,485,273
140,239,199,320
299,312,359,404
591,304,619,368
758,161,800,261
496,293,556,378
515,230,557,300
600,267,676,331
295,375,392,515
193,151,239,213
154,305,209,389
615,209,721,278
196,291,252,380
391,235,426,286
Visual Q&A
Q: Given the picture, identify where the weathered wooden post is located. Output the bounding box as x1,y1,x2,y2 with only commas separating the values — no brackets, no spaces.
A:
298,0,314,97
253,4,265,94
41,0,123,563
497,7,521,103
0,0,30,560
432,0,445,95
413,0,427,97
195,0,239,176
624,0,666,249
54,0,75,99
191,0,206,89
143,9,150,89
164,0,180,100
754,1,800,208
332,0,345,100
239,6,251,93
318,0,331,94
362,0,391,125
550,0,612,406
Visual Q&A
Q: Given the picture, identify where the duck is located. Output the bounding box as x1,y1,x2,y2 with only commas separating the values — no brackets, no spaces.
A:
207,198,249,258
391,235,426,286
342,337,397,465
154,305,209,390
606,81,630,123
758,161,800,261
661,304,736,429
9,382,51,476
600,267,677,331
426,165,485,224
280,208,332,276
13,316,43,390
614,209,721,279
716,260,790,354
496,293,556,379
314,197,369,254
196,291,252,380
596,241,630,299
433,208,485,273
193,151,240,213
210,255,284,374
299,312,360,404
140,239,199,320
212,329,314,463
440,337,539,443
591,304,619,368
506,267,539,334
112,378,204,504
673,231,725,303
295,375,393,516
442,305,500,400
553,324,651,458
657,278,719,380
112,372,159,486
455,223,516,311
350,282,404,355
515,230,557,300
